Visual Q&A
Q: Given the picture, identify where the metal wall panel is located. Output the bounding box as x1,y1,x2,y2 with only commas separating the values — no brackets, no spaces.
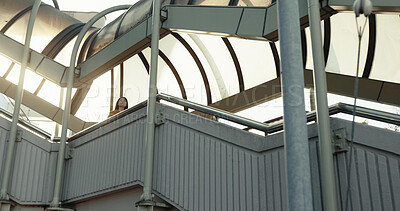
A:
335,145,400,211
0,117,54,205
62,114,147,202
60,104,399,211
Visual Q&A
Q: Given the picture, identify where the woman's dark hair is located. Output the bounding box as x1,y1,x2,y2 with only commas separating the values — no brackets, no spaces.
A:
115,97,128,110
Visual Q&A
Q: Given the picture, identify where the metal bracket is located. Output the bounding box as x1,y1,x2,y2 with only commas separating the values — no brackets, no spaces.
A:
6,130,23,142
332,128,347,153
155,111,166,126
161,9,168,22
16,130,23,142
64,145,73,160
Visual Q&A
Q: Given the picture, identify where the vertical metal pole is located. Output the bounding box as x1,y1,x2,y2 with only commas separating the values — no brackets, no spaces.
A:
54,88,65,136
120,63,124,98
49,5,131,208
110,68,115,111
307,0,339,210
0,0,41,202
140,0,161,202
277,0,314,210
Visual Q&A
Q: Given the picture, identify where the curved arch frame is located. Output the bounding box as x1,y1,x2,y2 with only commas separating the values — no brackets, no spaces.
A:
362,14,377,78
323,18,331,66
50,5,132,208
172,32,212,104
222,37,245,92
270,41,281,77
301,29,307,69
159,50,188,100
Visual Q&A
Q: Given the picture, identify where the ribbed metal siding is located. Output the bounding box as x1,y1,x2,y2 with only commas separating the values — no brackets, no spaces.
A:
60,105,399,211
62,118,147,201
0,118,54,205
9,140,50,203
152,121,293,211
0,126,8,180
336,145,400,211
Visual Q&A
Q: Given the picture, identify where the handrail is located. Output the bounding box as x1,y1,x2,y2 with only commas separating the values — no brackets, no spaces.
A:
158,93,400,134
68,101,147,142
157,93,271,132
0,106,51,139
246,103,400,134
68,94,400,140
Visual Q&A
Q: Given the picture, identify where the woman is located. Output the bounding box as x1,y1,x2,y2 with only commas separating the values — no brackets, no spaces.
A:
108,97,128,117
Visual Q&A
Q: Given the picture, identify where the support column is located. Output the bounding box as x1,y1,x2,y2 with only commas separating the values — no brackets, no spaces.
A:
277,0,314,210
138,0,162,210
48,5,131,209
0,0,41,209
307,0,338,210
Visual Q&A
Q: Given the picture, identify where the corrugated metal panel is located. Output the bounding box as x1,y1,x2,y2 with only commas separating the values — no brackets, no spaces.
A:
0,126,9,181
336,144,400,211
0,117,53,205
61,118,147,201
151,120,285,211
60,104,399,211
8,137,53,204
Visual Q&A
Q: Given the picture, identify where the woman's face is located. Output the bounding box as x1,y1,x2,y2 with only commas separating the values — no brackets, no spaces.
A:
118,98,127,108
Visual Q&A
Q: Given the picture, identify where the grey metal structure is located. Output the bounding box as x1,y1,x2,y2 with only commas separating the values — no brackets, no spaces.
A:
0,102,398,210
307,0,338,209
0,0,399,210
0,0,41,205
0,115,56,205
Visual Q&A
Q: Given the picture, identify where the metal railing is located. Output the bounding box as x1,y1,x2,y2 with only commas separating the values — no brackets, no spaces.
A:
0,106,51,139
68,93,400,140
158,93,400,135
244,103,400,134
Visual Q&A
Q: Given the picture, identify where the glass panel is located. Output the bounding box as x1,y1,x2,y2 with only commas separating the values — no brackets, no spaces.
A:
326,13,369,77
141,48,183,103
122,55,149,106
227,37,277,89
0,55,12,77
37,80,61,106
160,34,209,104
179,33,223,102
75,72,111,122
304,20,324,70
5,64,20,85
195,34,239,96
235,97,283,123
23,69,43,94
4,6,78,53
369,14,400,83
327,93,400,131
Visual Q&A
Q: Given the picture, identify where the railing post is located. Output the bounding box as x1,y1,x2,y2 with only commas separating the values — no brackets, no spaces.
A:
48,5,131,209
307,0,339,210
138,0,162,209
277,0,314,210
0,1,41,209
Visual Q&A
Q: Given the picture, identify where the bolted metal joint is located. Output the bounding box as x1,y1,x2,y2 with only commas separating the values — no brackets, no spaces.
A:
160,9,167,22
64,145,73,160
155,111,165,126
332,128,348,153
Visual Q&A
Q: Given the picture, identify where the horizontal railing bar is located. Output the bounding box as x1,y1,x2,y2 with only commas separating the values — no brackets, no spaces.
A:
67,94,400,140
157,93,271,132
0,106,52,139
67,101,148,141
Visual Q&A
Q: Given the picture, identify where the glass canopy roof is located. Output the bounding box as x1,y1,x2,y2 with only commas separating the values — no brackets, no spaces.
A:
0,0,399,137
